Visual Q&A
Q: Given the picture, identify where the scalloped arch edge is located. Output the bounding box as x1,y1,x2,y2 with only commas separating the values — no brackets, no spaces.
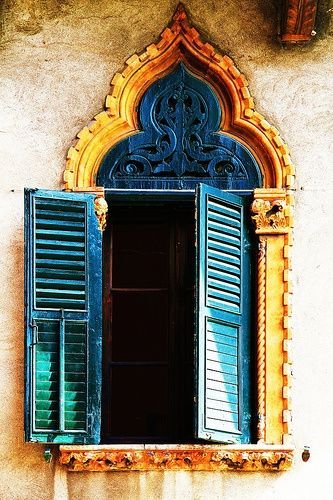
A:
63,3,295,191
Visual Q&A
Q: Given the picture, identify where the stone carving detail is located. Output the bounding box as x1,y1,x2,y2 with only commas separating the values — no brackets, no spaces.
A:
64,3,295,191
94,196,108,231
257,237,267,443
251,199,287,232
98,64,261,190
59,446,293,472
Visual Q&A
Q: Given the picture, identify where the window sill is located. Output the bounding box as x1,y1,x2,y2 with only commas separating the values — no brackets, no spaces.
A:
59,444,294,472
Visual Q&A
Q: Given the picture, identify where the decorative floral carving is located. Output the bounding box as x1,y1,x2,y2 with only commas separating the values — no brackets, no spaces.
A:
59,446,293,472
98,64,260,190
64,3,294,191
251,199,287,233
94,196,108,231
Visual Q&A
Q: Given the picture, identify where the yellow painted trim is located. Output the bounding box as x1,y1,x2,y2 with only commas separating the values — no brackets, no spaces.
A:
252,188,294,445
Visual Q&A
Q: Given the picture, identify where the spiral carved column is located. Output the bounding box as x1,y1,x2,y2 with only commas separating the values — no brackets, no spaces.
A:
257,236,267,443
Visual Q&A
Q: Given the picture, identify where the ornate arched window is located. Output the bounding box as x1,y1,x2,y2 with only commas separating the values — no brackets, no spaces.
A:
24,5,294,470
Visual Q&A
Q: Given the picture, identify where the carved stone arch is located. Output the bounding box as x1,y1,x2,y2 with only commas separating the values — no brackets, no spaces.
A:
63,4,294,191
60,4,294,461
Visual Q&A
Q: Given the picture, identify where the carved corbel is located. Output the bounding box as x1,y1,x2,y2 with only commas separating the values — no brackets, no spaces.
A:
94,195,108,231
251,198,288,234
280,0,318,44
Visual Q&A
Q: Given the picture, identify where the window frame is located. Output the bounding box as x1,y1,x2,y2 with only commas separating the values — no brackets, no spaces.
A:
57,3,295,469
100,187,254,445
58,186,294,471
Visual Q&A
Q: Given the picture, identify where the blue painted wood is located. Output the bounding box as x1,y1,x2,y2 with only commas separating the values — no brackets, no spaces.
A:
98,64,262,191
195,184,252,444
24,189,102,444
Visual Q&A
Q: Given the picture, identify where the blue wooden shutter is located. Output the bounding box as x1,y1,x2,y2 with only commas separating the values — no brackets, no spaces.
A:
24,189,102,444
195,184,252,444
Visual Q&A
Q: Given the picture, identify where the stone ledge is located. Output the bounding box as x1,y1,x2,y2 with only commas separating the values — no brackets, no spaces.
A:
59,444,294,472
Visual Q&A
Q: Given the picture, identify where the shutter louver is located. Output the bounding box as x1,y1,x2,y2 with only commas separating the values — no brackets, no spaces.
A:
195,184,252,444
25,189,102,444
34,198,86,310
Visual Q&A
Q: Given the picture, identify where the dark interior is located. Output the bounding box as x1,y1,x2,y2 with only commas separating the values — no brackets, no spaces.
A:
102,202,195,443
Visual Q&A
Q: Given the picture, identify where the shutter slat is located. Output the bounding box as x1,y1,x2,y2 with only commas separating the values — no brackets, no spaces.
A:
206,408,238,423
207,340,237,356
207,201,241,218
206,389,238,404
36,259,85,269
25,189,102,444
207,239,241,256
36,249,85,259
206,398,238,413
208,220,240,237
36,220,85,230
36,229,85,241
207,331,237,346
208,249,240,266
36,210,85,222
208,211,241,228
195,184,252,444
207,369,238,385
207,229,241,245
37,239,85,249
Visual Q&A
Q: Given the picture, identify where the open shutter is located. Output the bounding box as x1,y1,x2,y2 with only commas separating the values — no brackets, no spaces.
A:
195,184,252,444
24,189,102,444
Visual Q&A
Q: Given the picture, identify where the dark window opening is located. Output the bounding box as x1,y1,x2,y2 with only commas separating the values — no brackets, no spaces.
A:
102,202,195,443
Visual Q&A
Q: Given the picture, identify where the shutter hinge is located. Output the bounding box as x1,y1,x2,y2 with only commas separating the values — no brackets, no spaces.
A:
29,321,39,346
44,448,53,463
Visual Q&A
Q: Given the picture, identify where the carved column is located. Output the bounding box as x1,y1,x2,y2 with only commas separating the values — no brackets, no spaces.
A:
251,189,292,444
256,236,267,443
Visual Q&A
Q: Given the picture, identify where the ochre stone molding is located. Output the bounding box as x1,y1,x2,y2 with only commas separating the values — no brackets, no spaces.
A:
251,199,288,233
280,0,318,44
252,188,294,446
59,445,293,472
256,236,267,443
94,196,108,231
63,4,295,191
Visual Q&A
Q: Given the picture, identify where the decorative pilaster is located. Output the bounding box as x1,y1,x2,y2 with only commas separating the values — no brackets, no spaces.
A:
251,188,293,445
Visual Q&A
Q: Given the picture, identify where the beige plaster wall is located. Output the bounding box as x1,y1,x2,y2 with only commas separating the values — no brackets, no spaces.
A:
0,1,332,499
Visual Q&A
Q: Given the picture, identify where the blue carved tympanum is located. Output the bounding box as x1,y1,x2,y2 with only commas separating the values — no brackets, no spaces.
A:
98,64,262,190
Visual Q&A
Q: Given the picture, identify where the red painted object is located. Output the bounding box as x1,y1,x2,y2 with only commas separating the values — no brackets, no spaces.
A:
280,0,318,43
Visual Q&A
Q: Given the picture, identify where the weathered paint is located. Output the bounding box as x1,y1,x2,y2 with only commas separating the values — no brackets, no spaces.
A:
195,185,252,444
24,189,103,444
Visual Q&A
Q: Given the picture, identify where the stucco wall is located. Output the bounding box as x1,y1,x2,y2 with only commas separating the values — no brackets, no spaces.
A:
1,1,333,499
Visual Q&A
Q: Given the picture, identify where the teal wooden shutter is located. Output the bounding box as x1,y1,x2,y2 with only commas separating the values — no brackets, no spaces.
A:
195,184,252,444
24,189,102,444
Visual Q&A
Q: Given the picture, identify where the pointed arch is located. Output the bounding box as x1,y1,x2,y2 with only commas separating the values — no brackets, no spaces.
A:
63,4,294,191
